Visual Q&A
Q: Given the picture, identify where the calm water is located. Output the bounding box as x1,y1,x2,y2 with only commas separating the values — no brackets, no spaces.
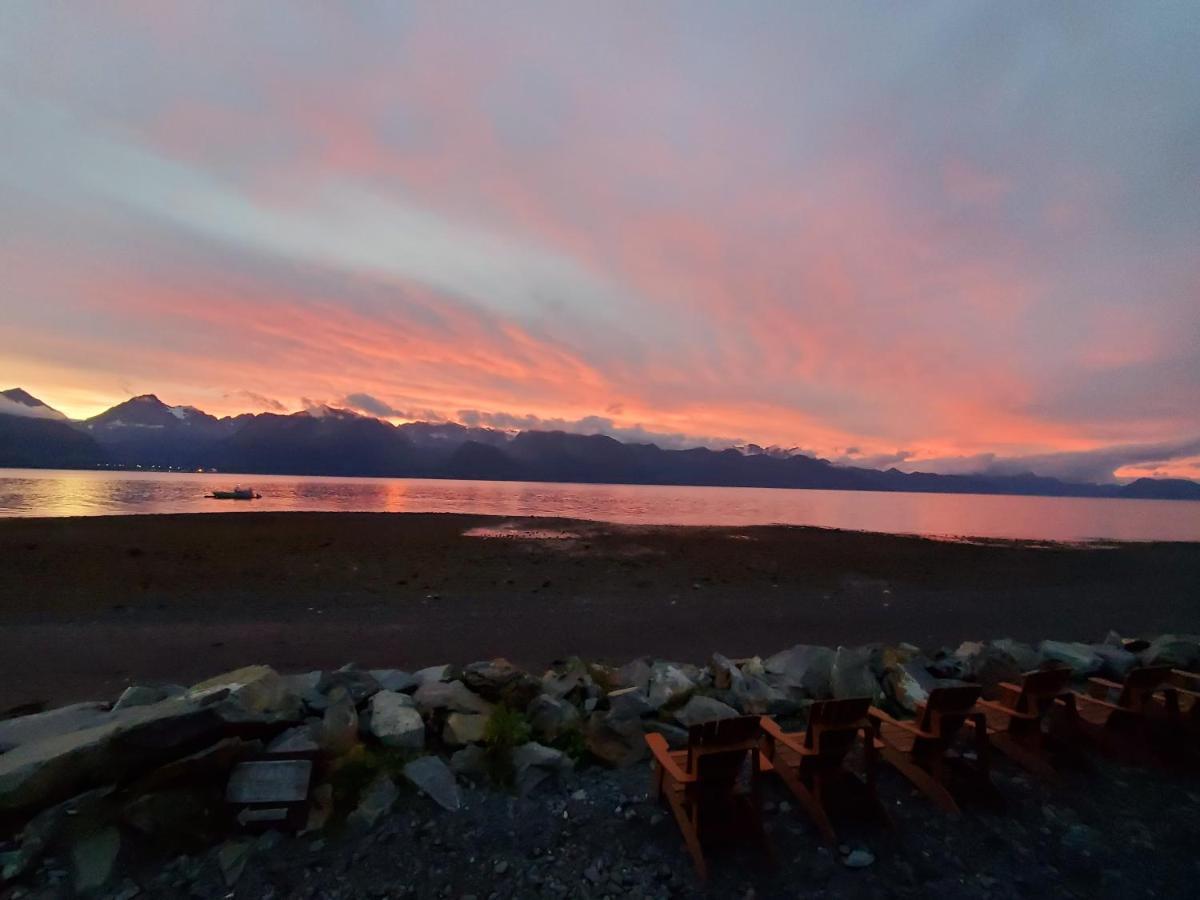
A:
1,468,1198,542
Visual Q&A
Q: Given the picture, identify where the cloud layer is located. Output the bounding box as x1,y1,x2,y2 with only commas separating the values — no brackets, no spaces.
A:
1,3,1197,481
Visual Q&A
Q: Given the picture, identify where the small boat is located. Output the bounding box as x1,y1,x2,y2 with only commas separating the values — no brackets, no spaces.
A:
207,486,261,500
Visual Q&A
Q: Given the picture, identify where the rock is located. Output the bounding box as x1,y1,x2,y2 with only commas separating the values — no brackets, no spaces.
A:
511,742,573,796
462,659,541,709
525,695,581,742
585,713,646,767
347,775,398,829
114,684,185,711
121,787,225,845
831,646,882,700
990,639,1040,672
189,665,301,720
317,695,359,756
541,658,594,701
442,712,487,746
614,658,652,693
710,653,741,690
402,756,461,811
955,642,1024,697
643,721,689,749
316,664,381,705
646,663,695,710
885,661,939,713
449,744,489,778
368,691,425,750
924,649,967,680
2,786,115,881
1039,641,1103,676
71,826,120,893
0,694,281,814
302,782,333,834
763,645,835,698
369,669,419,693
216,838,253,887
133,737,258,793
605,687,652,720
843,848,875,868
413,680,494,717
1139,634,1200,670
1103,630,1125,648
1091,644,1139,680
673,696,739,728
0,703,114,753
413,664,456,686
266,725,320,756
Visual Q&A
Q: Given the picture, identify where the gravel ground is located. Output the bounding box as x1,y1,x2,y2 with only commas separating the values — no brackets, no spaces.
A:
14,749,1200,900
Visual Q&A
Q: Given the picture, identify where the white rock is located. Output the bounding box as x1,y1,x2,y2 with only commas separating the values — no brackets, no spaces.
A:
368,691,425,750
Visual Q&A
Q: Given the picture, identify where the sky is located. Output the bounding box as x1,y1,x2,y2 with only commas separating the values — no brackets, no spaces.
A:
1,2,1198,483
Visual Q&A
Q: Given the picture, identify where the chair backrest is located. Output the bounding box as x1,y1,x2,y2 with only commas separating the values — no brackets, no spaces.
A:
1118,666,1172,708
1017,665,1072,715
686,715,763,783
804,697,871,759
917,684,982,738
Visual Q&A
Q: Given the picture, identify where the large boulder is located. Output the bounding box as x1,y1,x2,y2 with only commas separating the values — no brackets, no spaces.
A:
1139,635,1200,670
369,670,419,693
831,646,882,701
0,693,284,814
346,775,397,830
413,680,494,717
584,712,645,767
367,691,425,750
955,642,1024,699
526,695,581,743
614,658,652,693
647,663,695,710
402,756,460,811
189,665,301,720
1039,641,1103,676
883,662,937,712
449,744,489,779
315,665,381,705
990,639,1040,672
71,826,120,894
114,683,186,711
1091,644,1139,680
763,645,835,698
673,696,739,728
0,703,114,754
462,659,541,709
511,742,573,796
442,712,487,747
541,658,594,702
606,687,652,721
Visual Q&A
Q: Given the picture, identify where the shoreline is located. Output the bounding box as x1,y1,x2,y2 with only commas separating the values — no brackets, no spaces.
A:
3,512,1199,710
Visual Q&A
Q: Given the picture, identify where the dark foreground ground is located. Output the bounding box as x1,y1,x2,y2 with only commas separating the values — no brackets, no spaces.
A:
32,746,1200,900
2,512,1199,709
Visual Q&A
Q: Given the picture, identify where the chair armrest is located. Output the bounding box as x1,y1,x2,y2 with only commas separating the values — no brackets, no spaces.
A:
644,733,695,783
996,682,1022,705
1073,691,1125,713
978,698,1032,720
758,716,806,753
1089,681,1123,700
869,706,932,739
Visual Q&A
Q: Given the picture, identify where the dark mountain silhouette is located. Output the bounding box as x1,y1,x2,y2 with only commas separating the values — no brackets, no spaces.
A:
2,389,1198,500
2,388,69,420
84,394,232,467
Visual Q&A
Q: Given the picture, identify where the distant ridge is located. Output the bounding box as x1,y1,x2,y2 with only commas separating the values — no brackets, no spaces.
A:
1,388,1198,500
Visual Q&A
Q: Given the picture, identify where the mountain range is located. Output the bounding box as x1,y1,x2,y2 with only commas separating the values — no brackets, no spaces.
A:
2,388,1199,500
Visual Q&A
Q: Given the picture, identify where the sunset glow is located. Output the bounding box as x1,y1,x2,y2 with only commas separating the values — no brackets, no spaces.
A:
2,3,1197,482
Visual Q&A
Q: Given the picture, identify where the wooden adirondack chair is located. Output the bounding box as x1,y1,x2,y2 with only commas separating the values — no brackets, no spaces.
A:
1157,669,1200,731
869,684,989,814
645,715,772,880
977,665,1074,777
1071,665,1172,761
759,697,886,846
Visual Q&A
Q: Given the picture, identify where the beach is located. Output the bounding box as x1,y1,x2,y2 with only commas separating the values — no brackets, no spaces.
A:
2,512,1198,710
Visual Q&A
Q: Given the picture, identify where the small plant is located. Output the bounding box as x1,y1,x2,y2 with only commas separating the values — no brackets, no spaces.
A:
551,726,589,763
483,704,531,785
